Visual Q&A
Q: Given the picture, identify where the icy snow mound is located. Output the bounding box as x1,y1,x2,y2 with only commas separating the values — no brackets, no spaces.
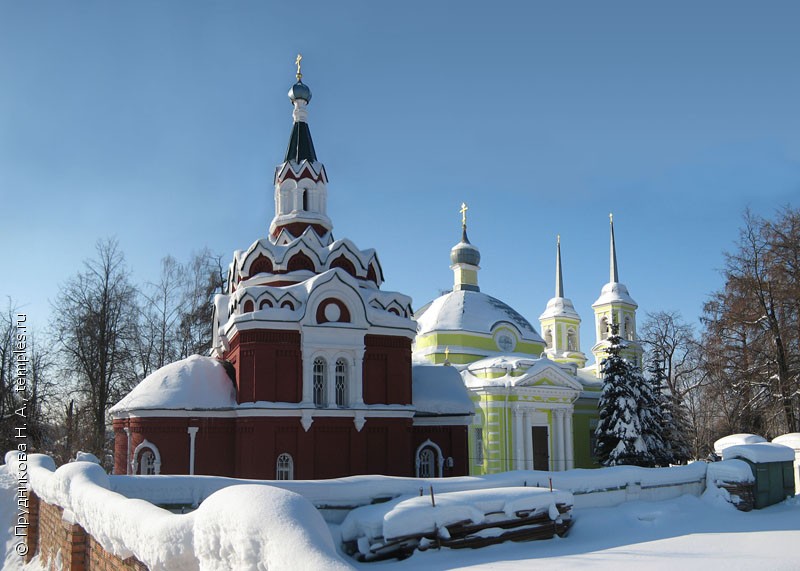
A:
707,459,754,483
193,485,353,571
111,355,236,413
773,433,800,452
341,487,573,544
713,433,766,455
722,442,795,463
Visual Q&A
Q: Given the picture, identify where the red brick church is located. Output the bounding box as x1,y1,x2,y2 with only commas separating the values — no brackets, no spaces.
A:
111,62,473,480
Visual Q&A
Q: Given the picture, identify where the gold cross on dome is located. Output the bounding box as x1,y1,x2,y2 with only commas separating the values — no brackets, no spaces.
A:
445,346,450,361
295,54,303,80
460,202,468,227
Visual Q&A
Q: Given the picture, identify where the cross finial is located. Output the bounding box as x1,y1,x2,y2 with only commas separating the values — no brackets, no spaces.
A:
609,212,613,224
295,54,303,81
460,202,468,227
445,346,450,360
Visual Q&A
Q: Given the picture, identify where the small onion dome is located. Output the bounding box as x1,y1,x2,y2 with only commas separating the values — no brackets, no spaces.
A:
450,229,481,266
288,80,312,103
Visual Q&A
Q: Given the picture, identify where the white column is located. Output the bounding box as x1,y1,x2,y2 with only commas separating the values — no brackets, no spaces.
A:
513,408,524,470
354,350,365,406
566,408,575,470
326,355,336,407
123,428,131,475
523,411,533,469
187,427,199,475
554,409,565,471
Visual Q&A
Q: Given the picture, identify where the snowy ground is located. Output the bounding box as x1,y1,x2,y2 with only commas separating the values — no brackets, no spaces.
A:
2,464,799,570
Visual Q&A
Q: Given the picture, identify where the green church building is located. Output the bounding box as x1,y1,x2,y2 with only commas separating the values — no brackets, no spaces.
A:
413,209,643,474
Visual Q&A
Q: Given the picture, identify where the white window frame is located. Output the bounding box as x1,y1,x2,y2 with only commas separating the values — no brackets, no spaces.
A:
276,453,294,480
335,358,348,406
313,357,327,407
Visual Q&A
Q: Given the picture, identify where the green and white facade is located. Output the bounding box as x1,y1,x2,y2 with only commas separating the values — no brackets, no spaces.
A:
413,214,642,474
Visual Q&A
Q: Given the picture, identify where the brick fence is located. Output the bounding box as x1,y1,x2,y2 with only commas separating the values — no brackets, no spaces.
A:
25,491,148,571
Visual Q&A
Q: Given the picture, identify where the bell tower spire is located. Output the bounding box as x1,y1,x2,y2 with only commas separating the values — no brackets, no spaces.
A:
591,214,642,375
539,235,585,368
269,55,333,242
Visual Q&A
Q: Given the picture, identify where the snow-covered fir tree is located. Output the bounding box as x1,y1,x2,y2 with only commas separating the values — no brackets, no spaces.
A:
648,351,692,464
594,325,654,467
642,351,671,466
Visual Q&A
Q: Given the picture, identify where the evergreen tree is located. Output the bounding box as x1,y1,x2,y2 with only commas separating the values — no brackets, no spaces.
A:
594,325,653,467
644,351,672,466
648,350,693,465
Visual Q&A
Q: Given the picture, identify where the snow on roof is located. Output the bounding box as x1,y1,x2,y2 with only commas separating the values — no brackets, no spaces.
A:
412,365,475,415
706,459,755,483
461,355,583,391
592,281,637,308
110,355,236,414
713,433,767,455
415,290,545,344
539,296,580,320
721,442,795,463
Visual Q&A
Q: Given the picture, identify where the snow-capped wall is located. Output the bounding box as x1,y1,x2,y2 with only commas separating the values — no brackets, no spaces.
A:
8,453,352,571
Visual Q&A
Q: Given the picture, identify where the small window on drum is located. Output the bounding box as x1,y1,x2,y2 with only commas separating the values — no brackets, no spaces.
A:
280,300,295,310
259,299,273,310
243,300,254,313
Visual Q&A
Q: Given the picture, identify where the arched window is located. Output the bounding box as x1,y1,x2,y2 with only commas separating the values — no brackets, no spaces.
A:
313,358,326,407
544,328,553,349
625,317,634,340
415,439,444,478
567,329,577,351
330,255,357,278
259,299,273,310
276,453,294,480
418,448,436,478
243,300,254,313
600,317,609,340
335,359,347,406
280,300,295,310
287,251,315,272
132,441,161,476
302,190,309,211
139,450,156,475
249,255,273,276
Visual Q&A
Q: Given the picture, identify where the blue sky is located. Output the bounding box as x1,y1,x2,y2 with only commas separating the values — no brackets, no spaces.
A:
2,1,799,358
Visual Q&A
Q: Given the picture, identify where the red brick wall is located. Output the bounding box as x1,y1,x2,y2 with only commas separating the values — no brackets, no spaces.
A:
234,416,414,479
226,330,302,403
28,492,147,571
112,417,236,476
412,425,469,477
363,335,412,405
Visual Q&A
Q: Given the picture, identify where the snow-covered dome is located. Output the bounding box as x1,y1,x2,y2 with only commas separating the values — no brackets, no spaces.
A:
110,355,237,414
592,281,637,308
539,296,580,320
713,433,767,455
416,290,545,344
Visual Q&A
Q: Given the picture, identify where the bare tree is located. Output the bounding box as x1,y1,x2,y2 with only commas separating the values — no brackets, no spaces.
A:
178,248,224,358
52,238,139,458
698,206,800,439
136,255,185,377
